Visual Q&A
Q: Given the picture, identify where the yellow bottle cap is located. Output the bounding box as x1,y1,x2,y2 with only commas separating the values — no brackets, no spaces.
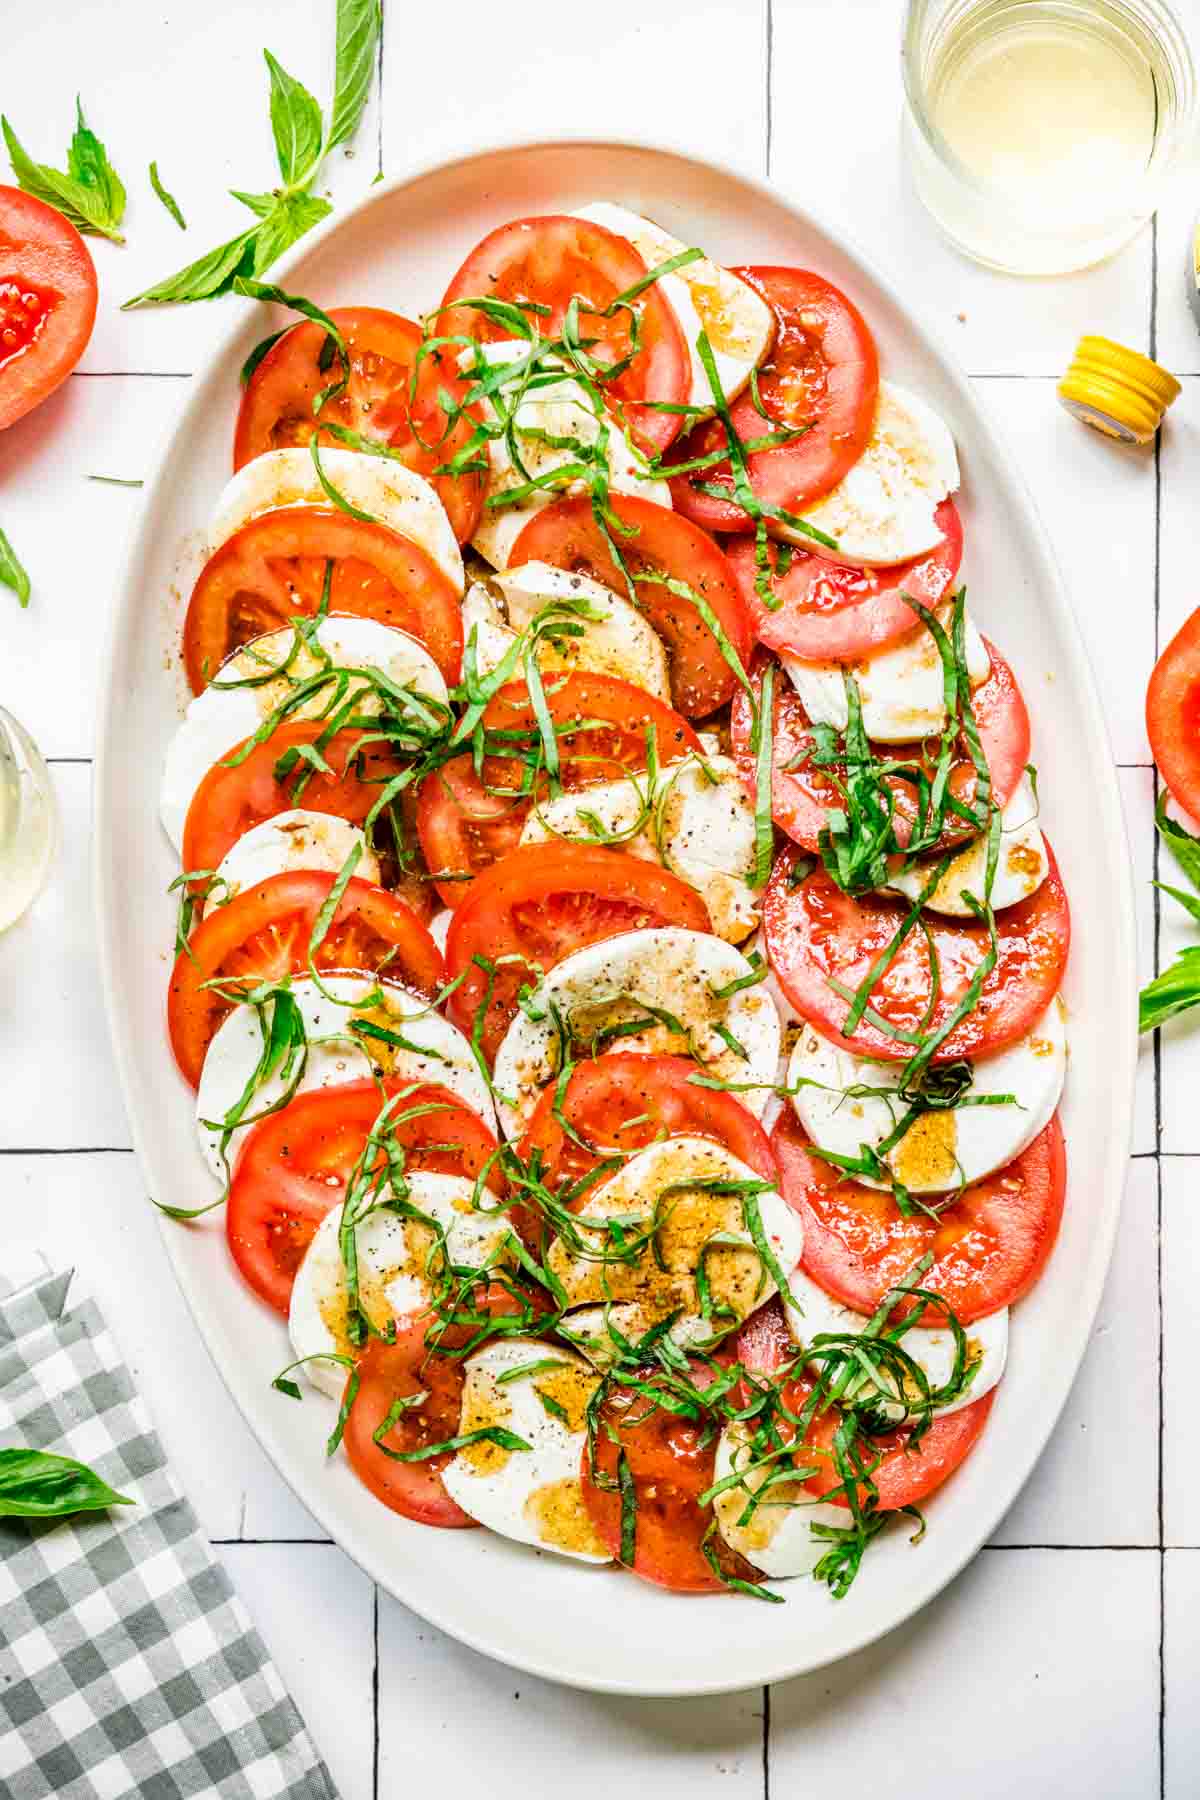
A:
1058,335,1181,444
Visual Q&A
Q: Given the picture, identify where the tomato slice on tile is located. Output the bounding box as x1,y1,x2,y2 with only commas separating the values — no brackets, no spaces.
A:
0,185,97,430
771,1108,1067,1325
1146,605,1200,825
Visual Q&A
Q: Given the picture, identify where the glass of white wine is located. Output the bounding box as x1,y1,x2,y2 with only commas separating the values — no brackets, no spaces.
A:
902,0,1197,273
0,707,58,932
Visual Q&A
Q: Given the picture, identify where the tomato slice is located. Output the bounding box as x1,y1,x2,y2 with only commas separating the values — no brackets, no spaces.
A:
667,267,879,532
731,638,1030,855
510,494,752,717
0,186,97,430
182,505,463,693
226,1078,501,1314
438,214,689,453
771,1107,1067,1324
415,755,529,909
731,499,964,662
581,1381,761,1592
344,1316,478,1527
444,843,711,1062
763,841,1070,1065
519,1052,777,1194
167,870,444,1087
233,307,484,544
482,670,701,794
1146,606,1200,824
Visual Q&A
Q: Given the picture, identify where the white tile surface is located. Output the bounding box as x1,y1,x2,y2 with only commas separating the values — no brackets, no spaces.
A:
1165,1550,1200,1798
1163,1158,1200,1546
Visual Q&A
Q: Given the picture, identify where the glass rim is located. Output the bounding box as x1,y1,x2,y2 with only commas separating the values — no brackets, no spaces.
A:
900,0,1199,210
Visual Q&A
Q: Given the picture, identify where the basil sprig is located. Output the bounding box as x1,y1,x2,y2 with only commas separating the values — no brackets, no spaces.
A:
0,527,31,608
0,1447,133,1518
1140,794,1200,1031
3,101,126,243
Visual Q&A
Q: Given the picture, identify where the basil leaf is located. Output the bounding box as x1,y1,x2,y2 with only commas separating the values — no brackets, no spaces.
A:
1155,791,1200,894
3,109,126,243
1139,943,1200,1033
0,527,31,608
67,100,126,230
231,188,280,219
264,49,324,187
122,226,260,309
1156,880,1200,926
250,191,333,276
148,161,186,230
326,0,381,152
0,1447,133,1517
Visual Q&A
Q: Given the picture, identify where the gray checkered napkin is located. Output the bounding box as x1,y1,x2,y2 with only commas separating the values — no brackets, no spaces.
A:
0,1246,336,1800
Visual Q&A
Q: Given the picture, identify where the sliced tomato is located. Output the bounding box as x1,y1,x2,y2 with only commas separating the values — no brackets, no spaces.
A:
667,267,879,533
519,1052,777,1195
803,1388,996,1511
438,214,688,453
731,499,964,662
481,670,701,794
0,186,97,430
233,307,484,544
730,637,1030,854
344,1316,477,1527
510,494,752,717
167,870,444,1087
581,1381,761,1592
444,843,711,1062
182,505,463,693
226,1078,502,1314
1147,606,1200,824
772,1106,1067,1324
415,755,529,909
763,841,1070,1065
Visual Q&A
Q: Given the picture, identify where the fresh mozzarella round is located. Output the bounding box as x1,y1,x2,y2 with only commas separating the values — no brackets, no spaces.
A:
461,562,672,702
572,202,774,416
289,1174,512,1398
209,447,464,593
159,616,448,850
491,927,781,1138
428,908,454,953
465,342,671,569
550,1137,803,1359
781,382,960,567
781,607,989,744
882,775,1049,916
441,1339,610,1562
519,752,760,942
211,812,379,908
782,1265,1008,1422
788,996,1067,1195
712,1422,844,1580
196,975,494,1182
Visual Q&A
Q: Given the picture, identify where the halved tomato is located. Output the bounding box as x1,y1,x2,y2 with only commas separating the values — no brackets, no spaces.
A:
731,499,964,663
444,843,711,1061
771,1107,1067,1324
519,1052,777,1194
0,186,97,430
233,307,484,544
167,870,444,1087
510,494,752,717
762,841,1070,1065
1146,606,1200,825
667,266,879,533
438,215,689,453
730,638,1030,855
415,755,529,909
226,1078,502,1314
481,670,701,795
182,505,463,693
344,1315,478,1527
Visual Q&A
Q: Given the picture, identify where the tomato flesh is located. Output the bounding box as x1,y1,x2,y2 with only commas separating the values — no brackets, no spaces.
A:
1146,606,1200,825
0,186,97,430
482,671,701,795
415,756,529,908
345,1319,478,1527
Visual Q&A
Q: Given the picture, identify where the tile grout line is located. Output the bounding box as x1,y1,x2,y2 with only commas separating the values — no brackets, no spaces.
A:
1150,207,1166,1800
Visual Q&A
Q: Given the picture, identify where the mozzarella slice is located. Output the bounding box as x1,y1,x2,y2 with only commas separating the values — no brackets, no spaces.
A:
781,607,989,744
788,997,1066,1196
712,1422,845,1579
550,1137,803,1360
441,1339,610,1562
782,1265,1008,1422
289,1174,512,1398
465,342,671,569
209,447,464,594
779,383,960,567
572,202,773,416
428,908,454,953
210,812,379,909
462,561,672,702
882,775,1049,916
491,927,781,1138
159,616,448,851
196,975,494,1182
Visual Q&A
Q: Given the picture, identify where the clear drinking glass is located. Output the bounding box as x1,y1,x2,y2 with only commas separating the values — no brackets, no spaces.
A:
0,706,58,932
902,0,1197,273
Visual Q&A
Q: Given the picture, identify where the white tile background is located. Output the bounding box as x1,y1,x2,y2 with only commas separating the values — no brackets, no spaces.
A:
2,1,1197,1793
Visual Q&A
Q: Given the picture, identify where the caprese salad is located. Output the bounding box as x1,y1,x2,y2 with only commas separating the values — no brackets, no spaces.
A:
159,204,1070,1601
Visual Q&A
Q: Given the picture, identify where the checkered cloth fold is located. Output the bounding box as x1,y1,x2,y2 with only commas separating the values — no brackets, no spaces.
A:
0,1246,336,1800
